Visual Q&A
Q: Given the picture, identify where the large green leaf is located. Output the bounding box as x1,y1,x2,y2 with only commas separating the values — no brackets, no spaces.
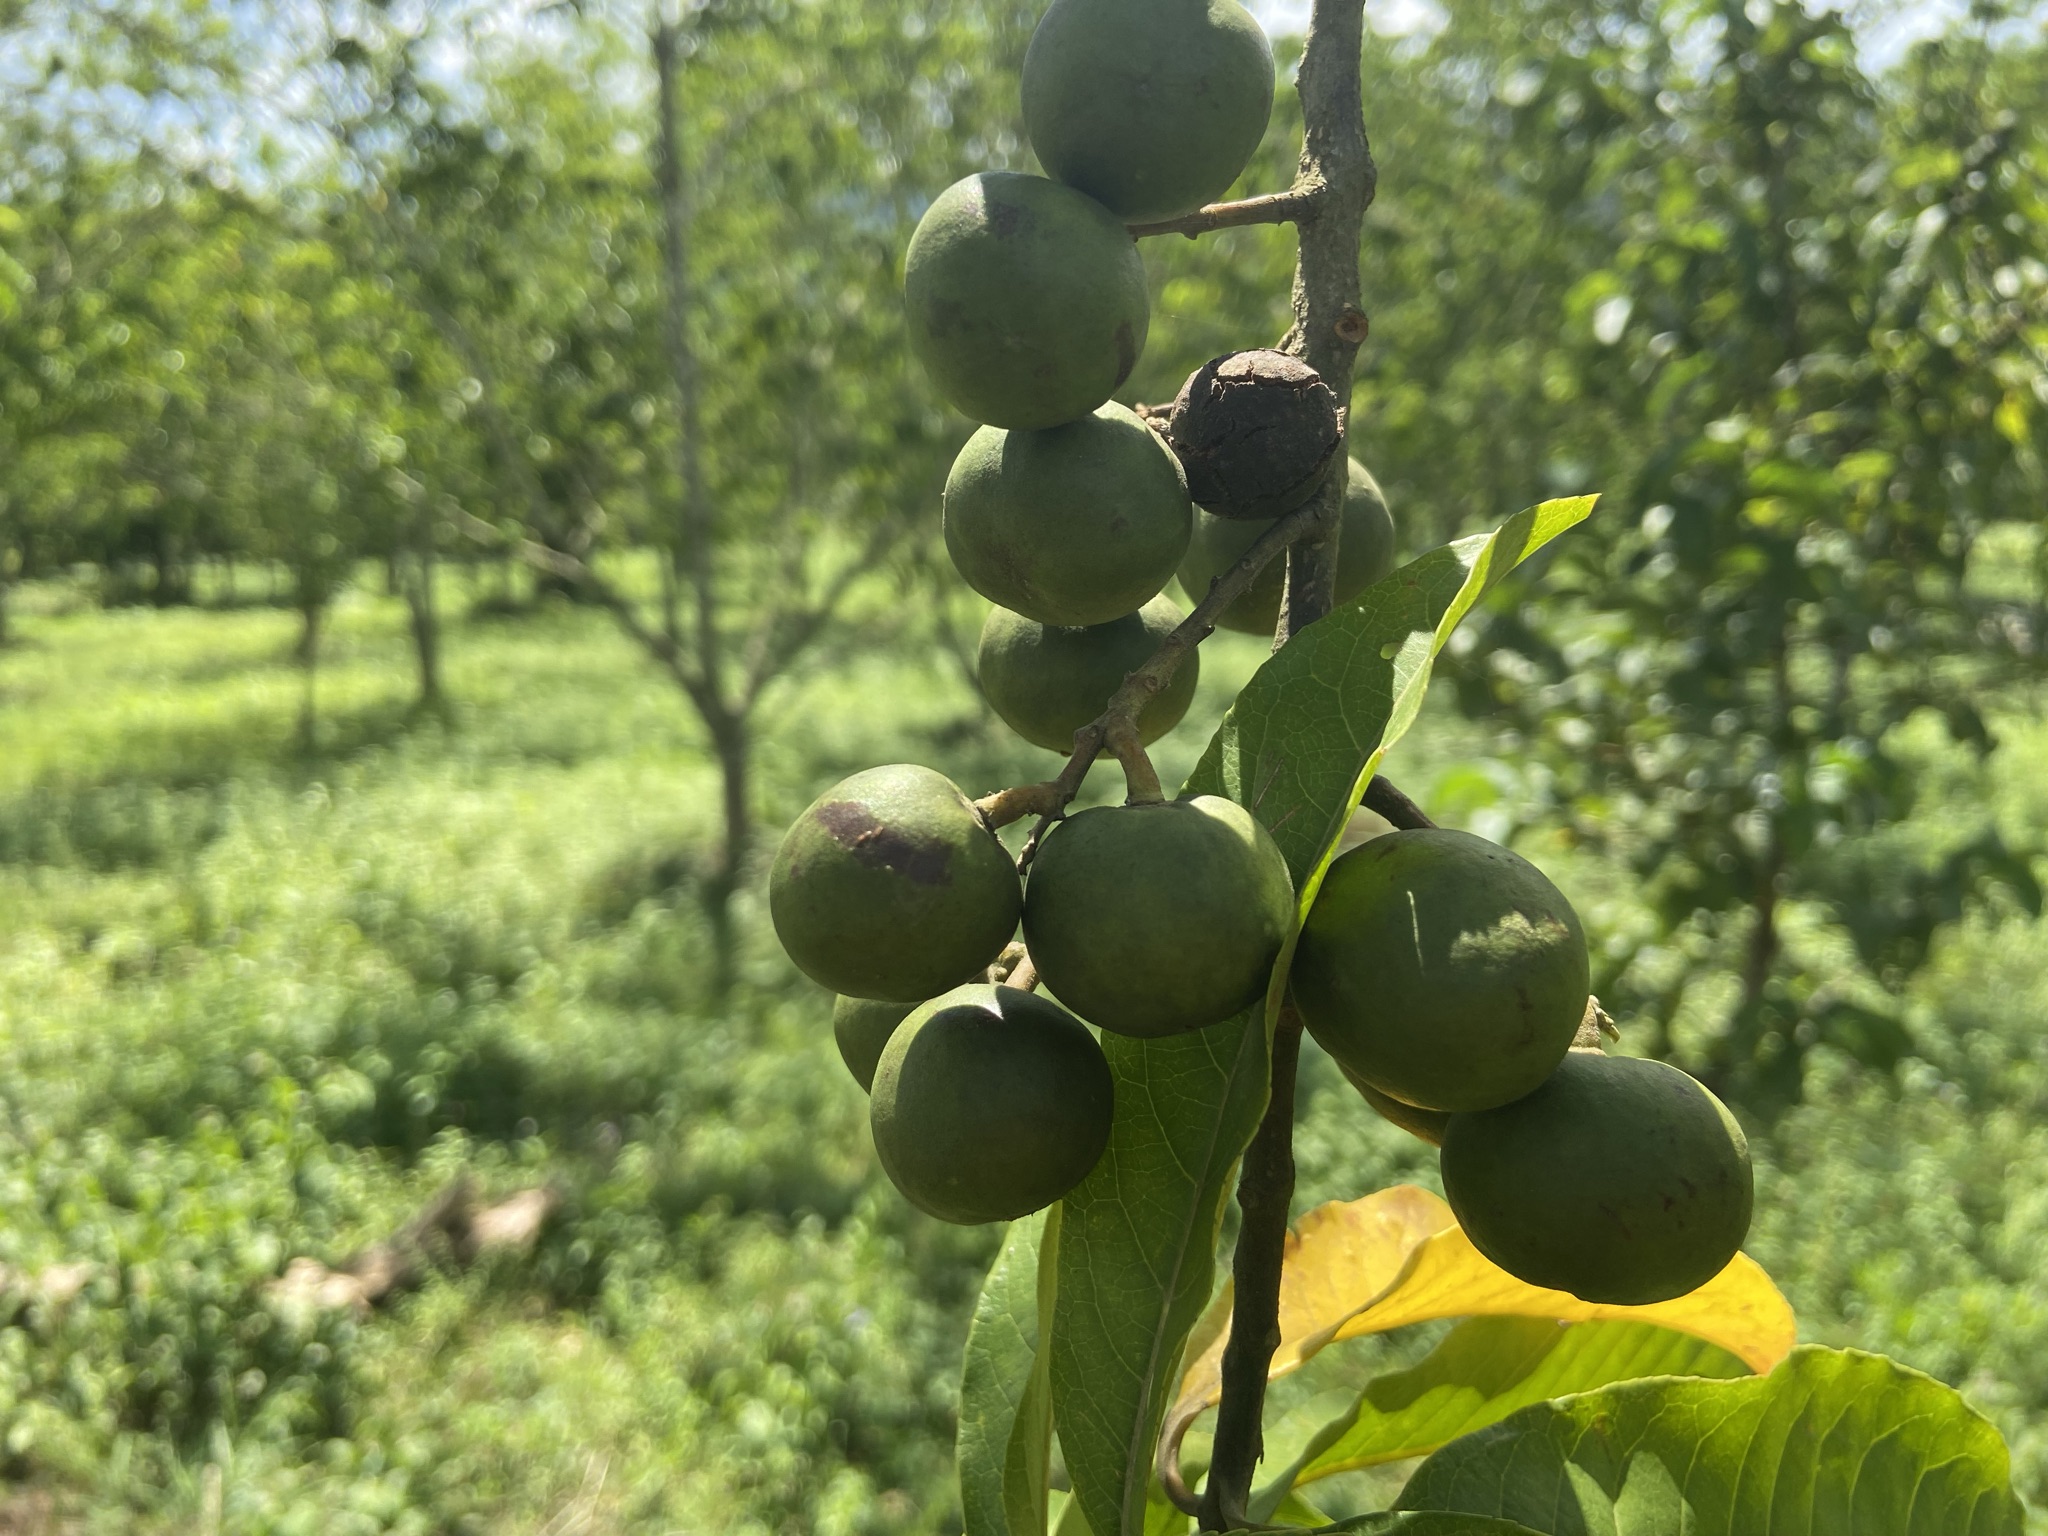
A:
1052,1017,1273,1536
1253,1317,1749,1519
1049,499,1597,1536
961,1208,1060,1536
1396,1345,2026,1535
1191,496,1598,899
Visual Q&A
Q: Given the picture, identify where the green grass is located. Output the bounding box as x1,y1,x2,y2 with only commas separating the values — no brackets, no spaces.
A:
0,574,2045,1531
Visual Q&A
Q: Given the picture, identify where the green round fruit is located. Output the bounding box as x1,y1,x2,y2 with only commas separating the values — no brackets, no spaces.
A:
770,765,1021,1002
978,597,1198,754
1337,1061,1451,1146
870,984,1114,1224
904,172,1149,429
1177,460,1396,635
1440,1051,1755,1304
1292,828,1588,1114
1024,795,1294,1037
945,403,1192,627
834,995,917,1093
1022,0,1276,224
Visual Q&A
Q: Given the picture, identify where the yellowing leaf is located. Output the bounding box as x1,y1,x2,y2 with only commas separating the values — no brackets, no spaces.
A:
1328,1226,1796,1375
1161,1185,1796,1483
1172,1187,1452,1433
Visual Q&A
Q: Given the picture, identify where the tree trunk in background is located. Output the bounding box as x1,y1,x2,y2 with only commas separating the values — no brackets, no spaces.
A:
151,524,191,606
704,714,753,995
0,572,11,648
402,542,443,713
296,593,324,752
653,19,748,994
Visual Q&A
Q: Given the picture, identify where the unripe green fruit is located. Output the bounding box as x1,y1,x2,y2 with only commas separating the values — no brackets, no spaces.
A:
1440,1052,1755,1304
1292,828,1587,1114
1025,795,1293,1037
870,984,1114,1224
1177,460,1397,634
1022,0,1276,224
946,403,1192,627
904,172,1149,429
771,765,1021,1002
834,995,917,1093
1338,1061,1451,1146
978,597,1198,754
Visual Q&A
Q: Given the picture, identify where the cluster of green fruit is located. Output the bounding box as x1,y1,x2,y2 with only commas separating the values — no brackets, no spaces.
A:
903,0,1396,752
1294,827,1754,1305
772,762,1293,1225
770,0,1754,1311
773,765,1753,1304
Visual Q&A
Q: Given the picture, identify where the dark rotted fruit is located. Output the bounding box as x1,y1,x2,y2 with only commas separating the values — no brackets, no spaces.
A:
1024,795,1294,1037
1177,459,1397,634
1166,350,1341,520
945,402,1192,627
903,171,1149,430
977,596,1198,754
1440,1051,1755,1304
1021,0,1276,224
870,984,1115,1224
833,995,918,1093
770,764,1021,1002
1338,1061,1452,1146
1291,828,1588,1114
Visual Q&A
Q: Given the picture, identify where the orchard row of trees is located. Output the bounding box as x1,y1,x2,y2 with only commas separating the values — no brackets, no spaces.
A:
3,0,2045,1096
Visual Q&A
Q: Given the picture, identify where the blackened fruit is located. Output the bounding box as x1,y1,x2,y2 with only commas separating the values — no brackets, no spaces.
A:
1166,350,1341,520
833,995,917,1093
1292,828,1588,1114
870,984,1114,1224
1022,0,1276,224
945,402,1192,627
770,765,1020,1002
904,172,1149,430
1440,1051,1754,1304
1024,795,1293,1037
1177,460,1397,634
977,596,1198,754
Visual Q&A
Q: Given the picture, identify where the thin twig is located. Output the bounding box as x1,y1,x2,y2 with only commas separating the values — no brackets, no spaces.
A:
1009,492,1332,865
1205,0,1378,1525
1129,185,1322,241
1198,1015,1305,1530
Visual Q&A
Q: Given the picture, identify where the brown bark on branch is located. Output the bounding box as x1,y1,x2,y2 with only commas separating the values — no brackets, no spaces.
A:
1128,187,1321,240
1198,1014,1304,1529
1004,492,1333,865
1203,1,1378,1527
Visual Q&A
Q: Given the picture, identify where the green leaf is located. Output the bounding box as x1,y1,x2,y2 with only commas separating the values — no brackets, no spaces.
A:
961,1208,1060,1536
1255,1317,1748,1518
1049,500,1597,1536
1396,1345,2026,1535
1052,1017,1273,1536
1191,496,1597,895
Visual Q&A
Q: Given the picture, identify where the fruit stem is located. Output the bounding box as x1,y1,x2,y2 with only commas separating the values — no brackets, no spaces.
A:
973,782,1067,830
1107,721,1166,805
1128,185,1323,241
1360,774,1437,831
1198,1013,1305,1532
